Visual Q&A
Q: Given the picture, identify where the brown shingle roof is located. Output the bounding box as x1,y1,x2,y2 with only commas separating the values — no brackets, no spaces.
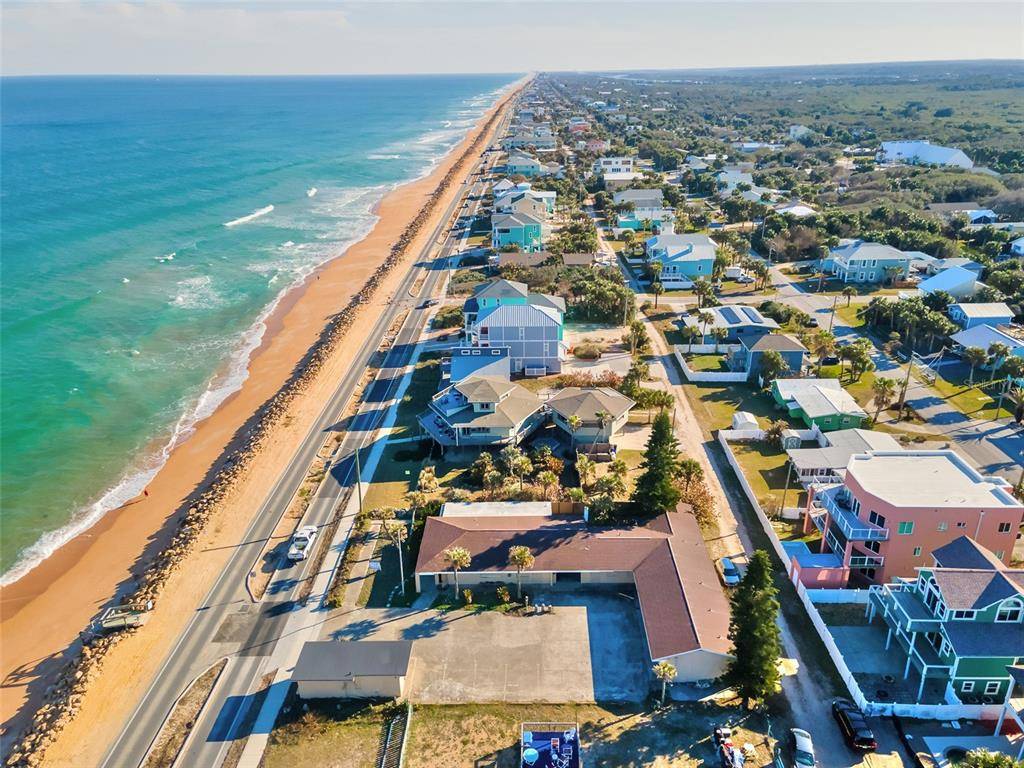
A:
547,387,635,421
414,507,732,661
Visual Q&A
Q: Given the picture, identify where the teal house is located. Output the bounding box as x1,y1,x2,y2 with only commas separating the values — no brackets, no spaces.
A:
771,377,867,431
491,211,544,252
867,537,1023,704
505,153,543,177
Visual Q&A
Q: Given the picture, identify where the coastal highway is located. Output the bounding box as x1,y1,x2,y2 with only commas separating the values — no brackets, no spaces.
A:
100,93,518,768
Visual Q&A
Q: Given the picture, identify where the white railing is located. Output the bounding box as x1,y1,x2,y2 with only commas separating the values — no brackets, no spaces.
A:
673,346,749,383
822,494,889,541
718,431,1008,722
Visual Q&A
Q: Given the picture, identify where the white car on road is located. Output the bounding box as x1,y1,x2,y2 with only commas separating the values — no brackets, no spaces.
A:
287,525,318,562
790,728,817,767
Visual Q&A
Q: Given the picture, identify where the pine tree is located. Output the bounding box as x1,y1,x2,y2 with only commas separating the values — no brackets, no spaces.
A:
631,410,681,515
726,550,782,708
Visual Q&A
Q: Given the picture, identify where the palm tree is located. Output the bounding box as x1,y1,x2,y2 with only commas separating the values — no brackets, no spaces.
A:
987,342,1010,382
576,453,596,488
678,457,703,492
594,410,612,447
443,546,471,594
693,277,712,308
537,470,559,500
566,414,582,446
381,520,408,596
871,377,897,423
698,310,714,346
842,285,857,306
651,280,664,308
964,346,987,386
810,330,836,375
684,325,700,354
507,545,535,600
653,660,677,706
711,327,728,353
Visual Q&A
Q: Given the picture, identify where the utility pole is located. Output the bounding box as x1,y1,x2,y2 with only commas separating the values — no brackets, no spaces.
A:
779,459,793,519
827,294,839,333
897,352,915,423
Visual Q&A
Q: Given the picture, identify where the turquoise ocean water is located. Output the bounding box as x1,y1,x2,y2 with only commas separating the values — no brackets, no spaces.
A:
0,74,517,582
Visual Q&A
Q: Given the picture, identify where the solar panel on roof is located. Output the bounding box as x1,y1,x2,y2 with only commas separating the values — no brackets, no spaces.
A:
740,306,763,323
718,306,740,324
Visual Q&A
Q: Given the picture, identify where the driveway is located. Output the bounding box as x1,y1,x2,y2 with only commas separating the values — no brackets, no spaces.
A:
323,590,650,704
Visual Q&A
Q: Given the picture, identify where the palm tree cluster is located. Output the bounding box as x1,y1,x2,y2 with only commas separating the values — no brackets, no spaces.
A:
860,295,958,355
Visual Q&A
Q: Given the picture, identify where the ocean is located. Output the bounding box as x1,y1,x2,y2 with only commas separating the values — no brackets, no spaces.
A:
0,74,518,583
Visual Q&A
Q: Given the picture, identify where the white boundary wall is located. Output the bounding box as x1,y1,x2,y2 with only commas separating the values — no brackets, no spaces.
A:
674,346,749,383
717,430,1007,721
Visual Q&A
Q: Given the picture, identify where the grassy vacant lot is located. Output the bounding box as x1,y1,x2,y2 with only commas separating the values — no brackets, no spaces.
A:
405,701,779,768
684,353,730,372
362,442,470,511
264,699,396,768
834,304,867,331
929,367,1011,421
389,354,442,439
792,277,904,297
682,381,796,434
642,305,686,346
731,440,808,516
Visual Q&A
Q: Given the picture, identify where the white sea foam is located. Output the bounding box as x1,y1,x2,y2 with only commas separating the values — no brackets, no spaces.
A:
367,153,403,160
306,187,317,198
0,84,508,587
170,275,223,310
223,204,274,227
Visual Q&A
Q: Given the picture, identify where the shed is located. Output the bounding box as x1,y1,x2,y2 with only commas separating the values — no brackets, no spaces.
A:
780,429,803,450
292,641,413,699
731,412,759,431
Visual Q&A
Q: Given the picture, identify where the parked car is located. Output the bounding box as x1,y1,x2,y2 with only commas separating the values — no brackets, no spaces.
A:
736,274,756,284
718,557,741,587
287,525,319,562
419,298,439,309
831,699,877,752
790,728,816,767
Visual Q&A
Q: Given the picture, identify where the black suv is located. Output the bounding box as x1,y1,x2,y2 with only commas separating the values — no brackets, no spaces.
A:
831,699,877,752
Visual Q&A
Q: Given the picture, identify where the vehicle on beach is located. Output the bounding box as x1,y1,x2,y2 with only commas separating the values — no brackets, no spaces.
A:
831,699,877,752
94,604,151,634
789,728,817,767
287,525,318,562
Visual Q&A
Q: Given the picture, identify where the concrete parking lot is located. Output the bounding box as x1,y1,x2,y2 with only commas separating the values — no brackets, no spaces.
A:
322,590,650,703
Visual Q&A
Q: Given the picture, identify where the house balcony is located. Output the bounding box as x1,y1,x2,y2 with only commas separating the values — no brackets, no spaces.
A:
868,583,943,634
813,486,889,541
849,554,885,568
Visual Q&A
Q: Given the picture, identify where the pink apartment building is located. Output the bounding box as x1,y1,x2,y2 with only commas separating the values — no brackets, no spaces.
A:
799,451,1023,588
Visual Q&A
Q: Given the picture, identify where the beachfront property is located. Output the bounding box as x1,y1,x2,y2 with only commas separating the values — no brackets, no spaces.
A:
865,537,1023,704
785,428,901,487
799,450,1024,587
878,140,974,169
643,233,717,288
504,152,544,177
491,211,545,252
950,324,1024,365
681,304,779,344
728,333,807,381
547,386,635,446
491,250,596,270
503,126,557,151
949,302,1016,330
825,239,913,284
493,182,557,216
461,280,566,376
418,376,546,448
447,346,511,384
292,641,413,700
413,502,734,682
771,378,868,431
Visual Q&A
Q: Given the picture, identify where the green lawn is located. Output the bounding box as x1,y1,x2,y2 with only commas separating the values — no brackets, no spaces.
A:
791,277,904,297
405,702,781,768
390,355,442,438
682,381,798,434
363,442,470,512
356,530,416,609
834,304,866,331
929,368,1012,421
684,353,730,372
730,440,807,515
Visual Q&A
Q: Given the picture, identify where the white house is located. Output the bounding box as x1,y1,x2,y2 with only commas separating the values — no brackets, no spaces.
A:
878,140,973,169
774,200,818,218
592,156,635,175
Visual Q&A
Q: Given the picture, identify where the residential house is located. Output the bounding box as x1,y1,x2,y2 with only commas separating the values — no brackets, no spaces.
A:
927,202,999,225
774,200,818,219
462,279,565,329
1011,236,1024,257
613,188,665,210
801,450,1023,586
593,156,635,176
586,138,611,153
491,251,596,270
949,303,1015,330
866,537,1023,703
447,346,511,384
785,428,901,487
644,233,717,288
713,169,773,202
926,257,984,276
729,334,807,381
771,378,868,431
879,140,974,169
827,239,913,284
547,387,635,446
505,153,543,178
917,266,981,300
491,178,517,198
414,503,734,682
494,182,556,216
950,324,1024,364
503,131,557,151
418,375,546,448
491,211,545,252
681,304,779,344
732,140,784,153
292,641,413,700
603,171,643,191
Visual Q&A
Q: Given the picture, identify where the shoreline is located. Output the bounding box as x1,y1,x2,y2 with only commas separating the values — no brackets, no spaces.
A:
0,77,525,757
0,85,510,589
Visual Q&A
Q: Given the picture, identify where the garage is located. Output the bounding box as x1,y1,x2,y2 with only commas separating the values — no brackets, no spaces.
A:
292,640,413,700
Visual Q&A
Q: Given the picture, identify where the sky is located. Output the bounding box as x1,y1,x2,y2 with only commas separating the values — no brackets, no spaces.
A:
2,1,1022,77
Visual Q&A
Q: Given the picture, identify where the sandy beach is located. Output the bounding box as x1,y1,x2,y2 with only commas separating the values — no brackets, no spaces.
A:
0,78,524,763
